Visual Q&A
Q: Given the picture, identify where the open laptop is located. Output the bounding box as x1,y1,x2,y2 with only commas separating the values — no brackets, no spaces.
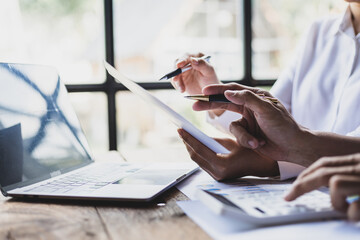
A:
0,62,198,202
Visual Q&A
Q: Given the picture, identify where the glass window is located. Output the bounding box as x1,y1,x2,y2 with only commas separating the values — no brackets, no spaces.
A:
116,90,228,162
0,0,105,84
113,0,244,82
69,92,108,158
252,0,346,79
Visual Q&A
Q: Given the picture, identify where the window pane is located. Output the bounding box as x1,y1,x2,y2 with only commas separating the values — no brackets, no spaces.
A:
252,0,346,79
116,90,228,162
69,92,108,158
113,0,243,82
0,0,105,84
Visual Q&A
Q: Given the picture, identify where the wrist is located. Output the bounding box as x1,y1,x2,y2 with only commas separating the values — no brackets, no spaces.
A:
248,152,280,177
288,128,320,167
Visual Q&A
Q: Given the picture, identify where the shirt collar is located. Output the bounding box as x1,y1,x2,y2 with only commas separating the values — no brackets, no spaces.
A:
330,6,355,38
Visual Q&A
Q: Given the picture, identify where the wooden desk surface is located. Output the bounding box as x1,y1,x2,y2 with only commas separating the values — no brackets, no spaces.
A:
0,152,210,240
0,188,210,240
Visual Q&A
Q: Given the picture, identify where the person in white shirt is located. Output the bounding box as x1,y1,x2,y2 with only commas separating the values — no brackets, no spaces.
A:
173,1,360,180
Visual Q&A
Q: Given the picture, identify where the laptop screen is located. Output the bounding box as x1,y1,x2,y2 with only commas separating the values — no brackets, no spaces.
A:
0,63,93,191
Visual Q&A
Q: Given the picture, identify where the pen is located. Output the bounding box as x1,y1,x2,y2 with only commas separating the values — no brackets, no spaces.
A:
159,55,211,81
185,94,279,104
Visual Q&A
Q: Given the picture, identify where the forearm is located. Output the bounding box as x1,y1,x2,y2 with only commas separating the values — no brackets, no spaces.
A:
290,129,360,167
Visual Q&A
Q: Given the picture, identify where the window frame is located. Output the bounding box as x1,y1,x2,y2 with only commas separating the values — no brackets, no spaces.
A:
65,0,276,151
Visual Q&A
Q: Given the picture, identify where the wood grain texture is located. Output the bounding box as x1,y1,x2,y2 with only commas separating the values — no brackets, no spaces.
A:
0,190,209,240
96,189,210,240
0,152,209,239
0,195,108,240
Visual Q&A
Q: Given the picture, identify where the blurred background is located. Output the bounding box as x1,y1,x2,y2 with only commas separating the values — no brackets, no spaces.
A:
0,0,346,161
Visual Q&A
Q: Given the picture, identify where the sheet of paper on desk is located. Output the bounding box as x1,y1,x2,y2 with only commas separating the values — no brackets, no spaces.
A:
104,61,230,154
176,169,287,201
176,170,360,240
178,200,360,240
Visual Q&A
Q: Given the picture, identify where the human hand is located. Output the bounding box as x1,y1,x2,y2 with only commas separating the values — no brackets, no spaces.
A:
172,53,220,94
284,154,360,221
191,83,309,165
177,128,279,181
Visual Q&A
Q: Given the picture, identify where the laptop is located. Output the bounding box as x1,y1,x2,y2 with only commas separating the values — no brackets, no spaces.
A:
195,178,346,226
0,62,198,202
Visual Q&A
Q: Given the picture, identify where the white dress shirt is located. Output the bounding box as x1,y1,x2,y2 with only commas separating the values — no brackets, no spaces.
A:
207,6,360,179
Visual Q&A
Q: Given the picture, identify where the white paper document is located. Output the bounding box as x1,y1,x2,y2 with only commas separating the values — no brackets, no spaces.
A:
176,170,360,240
178,200,360,240
104,61,230,154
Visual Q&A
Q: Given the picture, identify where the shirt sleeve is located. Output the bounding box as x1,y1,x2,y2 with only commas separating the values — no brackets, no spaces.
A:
347,126,360,137
278,162,306,180
270,21,316,113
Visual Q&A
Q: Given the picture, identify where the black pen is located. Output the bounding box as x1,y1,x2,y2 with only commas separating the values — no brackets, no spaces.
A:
185,94,280,104
159,55,211,81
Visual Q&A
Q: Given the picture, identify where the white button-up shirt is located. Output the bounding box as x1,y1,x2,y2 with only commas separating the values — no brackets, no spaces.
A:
207,6,360,179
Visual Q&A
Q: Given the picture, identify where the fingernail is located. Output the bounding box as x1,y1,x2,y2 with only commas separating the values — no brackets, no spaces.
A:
177,60,186,67
225,90,236,97
191,57,199,65
248,140,256,149
284,194,291,201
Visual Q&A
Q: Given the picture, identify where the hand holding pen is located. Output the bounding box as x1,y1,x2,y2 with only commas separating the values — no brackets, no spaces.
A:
159,55,211,81
163,53,221,94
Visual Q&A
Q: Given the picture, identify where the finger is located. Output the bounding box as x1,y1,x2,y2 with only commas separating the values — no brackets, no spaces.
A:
190,57,215,76
348,201,360,222
224,90,276,114
181,137,213,172
285,170,331,201
176,76,185,93
177,128,218,161
298,154,360,181
229,119,260,149
202,83,253,95
171,76,183,92
176,58,190,68
285,165,360,201
202,83,273,97
175,52,204,67
192,100,245,114
329,175,360,212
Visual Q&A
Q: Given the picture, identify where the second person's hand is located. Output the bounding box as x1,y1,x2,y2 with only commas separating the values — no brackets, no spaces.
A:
172,53,220,94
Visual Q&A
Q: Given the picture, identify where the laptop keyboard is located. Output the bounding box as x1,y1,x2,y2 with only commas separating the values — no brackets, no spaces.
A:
24,163,143,194
203,180,333,217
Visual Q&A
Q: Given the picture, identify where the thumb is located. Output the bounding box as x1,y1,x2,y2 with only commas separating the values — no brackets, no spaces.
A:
190,57,214,76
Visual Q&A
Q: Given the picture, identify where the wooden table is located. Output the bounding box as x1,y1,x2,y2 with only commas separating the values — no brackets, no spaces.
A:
0,188,210,240
0,152,210,240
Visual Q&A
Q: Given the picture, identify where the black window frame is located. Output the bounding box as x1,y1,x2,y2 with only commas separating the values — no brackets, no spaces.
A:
65,0,276,151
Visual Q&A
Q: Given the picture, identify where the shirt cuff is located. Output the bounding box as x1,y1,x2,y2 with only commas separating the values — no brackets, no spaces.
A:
347,127,360,137
278,161,306,180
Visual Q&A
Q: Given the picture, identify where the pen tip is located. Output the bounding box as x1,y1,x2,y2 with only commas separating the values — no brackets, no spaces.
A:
159,76,167,81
